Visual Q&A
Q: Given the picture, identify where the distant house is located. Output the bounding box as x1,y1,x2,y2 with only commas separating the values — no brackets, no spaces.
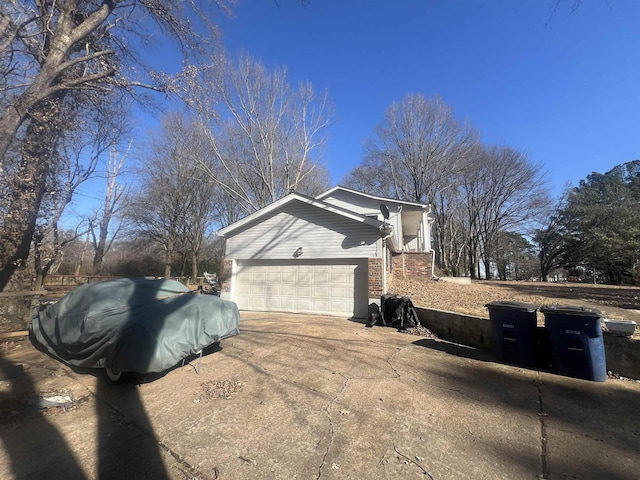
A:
216,186,434,318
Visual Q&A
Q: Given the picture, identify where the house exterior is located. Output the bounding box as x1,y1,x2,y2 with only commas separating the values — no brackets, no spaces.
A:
216,186,434,318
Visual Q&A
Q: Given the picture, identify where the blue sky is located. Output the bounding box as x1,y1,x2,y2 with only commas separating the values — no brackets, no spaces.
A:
71,0,640,218
209,0,640,197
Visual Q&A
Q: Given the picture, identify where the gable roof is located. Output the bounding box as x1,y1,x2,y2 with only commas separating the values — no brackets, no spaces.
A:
216,191,384,238
315,185,429,209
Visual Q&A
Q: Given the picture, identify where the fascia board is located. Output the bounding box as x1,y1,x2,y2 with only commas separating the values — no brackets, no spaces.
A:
316,185,429,209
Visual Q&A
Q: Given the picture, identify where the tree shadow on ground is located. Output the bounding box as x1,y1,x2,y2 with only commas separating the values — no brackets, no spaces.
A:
8,278,232,479
0,356,86,479
412,337,495,362
410,335,640,480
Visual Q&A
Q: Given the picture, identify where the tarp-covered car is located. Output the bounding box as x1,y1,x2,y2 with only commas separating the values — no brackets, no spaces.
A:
29,278,239,381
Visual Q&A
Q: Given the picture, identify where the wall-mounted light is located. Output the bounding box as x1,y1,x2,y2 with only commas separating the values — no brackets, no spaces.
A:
293,247,304,258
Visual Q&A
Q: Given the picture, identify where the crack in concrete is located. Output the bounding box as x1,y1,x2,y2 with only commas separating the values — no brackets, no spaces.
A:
535,373,550,479
386,347,403,378
393,444,434,479
316,374,350,480
66,372,211,479
354,330,408,378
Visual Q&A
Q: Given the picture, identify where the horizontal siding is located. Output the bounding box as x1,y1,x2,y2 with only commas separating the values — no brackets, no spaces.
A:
322,190,410,215
323,190,411,248
322,190,384,215
226,200,380,260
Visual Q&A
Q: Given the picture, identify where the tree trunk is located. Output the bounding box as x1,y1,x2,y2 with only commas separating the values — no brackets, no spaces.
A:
191,251,198,285
483,257,492,280
164,236,173,278
0,97,63,291
92,214,110,275
75,234,90,276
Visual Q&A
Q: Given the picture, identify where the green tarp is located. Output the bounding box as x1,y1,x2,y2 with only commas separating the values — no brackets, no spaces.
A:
30,278,239,374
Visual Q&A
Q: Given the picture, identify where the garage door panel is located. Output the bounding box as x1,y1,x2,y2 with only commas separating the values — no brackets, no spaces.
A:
252,272,267,283
249,297,266,309
297,285,312,297
313,273,330,283
281,298,295,309
267,272,282,283
314,286,330,297
331,273,349,284
298,271,312,283
281,285,295,295
266,297,280,309
296,299,313,311
281,271,296,283
314,299,330,311
235,260,368,317
330,300,350,313
331,286,350,297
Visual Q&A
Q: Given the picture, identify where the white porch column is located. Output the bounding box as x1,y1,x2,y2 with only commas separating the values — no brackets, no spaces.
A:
421,209,429,252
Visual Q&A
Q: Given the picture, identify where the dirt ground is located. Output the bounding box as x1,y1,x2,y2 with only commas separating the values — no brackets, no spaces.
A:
390,277,640,324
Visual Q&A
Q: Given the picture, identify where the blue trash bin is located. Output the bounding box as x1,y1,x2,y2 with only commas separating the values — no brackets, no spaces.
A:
541,305,607,382
486,301,538,368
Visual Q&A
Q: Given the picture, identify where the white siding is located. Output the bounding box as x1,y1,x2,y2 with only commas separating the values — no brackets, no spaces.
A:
321,189,391,215
323,190,430,252
225,200,380,260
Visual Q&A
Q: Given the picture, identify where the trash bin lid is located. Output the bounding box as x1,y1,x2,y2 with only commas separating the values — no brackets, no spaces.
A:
484,301,537,313
540,305,602,317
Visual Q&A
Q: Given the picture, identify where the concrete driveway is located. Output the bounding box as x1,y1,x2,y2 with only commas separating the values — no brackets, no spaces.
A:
1,312,639,479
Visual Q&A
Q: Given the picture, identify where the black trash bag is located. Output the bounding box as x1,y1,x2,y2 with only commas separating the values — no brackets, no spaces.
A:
370,294,419,330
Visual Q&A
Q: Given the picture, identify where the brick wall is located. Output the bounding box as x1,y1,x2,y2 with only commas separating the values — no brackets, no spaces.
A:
368,257,384,298
390,251,434,279
220,259,233,293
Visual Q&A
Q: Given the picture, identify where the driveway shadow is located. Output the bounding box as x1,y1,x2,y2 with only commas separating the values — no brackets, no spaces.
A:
0,356,86,479
412,337,496,362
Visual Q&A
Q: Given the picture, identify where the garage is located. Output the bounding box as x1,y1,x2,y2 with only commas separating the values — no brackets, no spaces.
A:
234,259,369,318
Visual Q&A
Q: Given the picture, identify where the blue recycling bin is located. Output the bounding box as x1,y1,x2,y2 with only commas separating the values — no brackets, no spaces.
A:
541,305,607,382
486,301,538,368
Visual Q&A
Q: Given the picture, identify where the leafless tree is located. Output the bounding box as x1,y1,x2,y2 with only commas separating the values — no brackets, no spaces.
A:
185,54,333,219
344,93,479,274
461,145,550,279
345,95,550,279
0,0,232,290
362,93,479,204
127,114,217,279
89,143,130,275
30,91,125,289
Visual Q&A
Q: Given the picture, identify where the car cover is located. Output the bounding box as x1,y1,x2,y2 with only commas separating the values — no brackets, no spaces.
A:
29,278,239,374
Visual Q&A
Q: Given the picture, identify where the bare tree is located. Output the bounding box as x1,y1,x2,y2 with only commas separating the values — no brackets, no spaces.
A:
344,93,478,274
461,145,550,279
185,54,333,219
341,158,397,199
362,93,478,204
29,91,125,289
90,143,130,275
127,114,217,279
0,0,232,290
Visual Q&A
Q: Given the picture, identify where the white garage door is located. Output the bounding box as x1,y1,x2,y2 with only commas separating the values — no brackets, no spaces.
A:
235,259,368,318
